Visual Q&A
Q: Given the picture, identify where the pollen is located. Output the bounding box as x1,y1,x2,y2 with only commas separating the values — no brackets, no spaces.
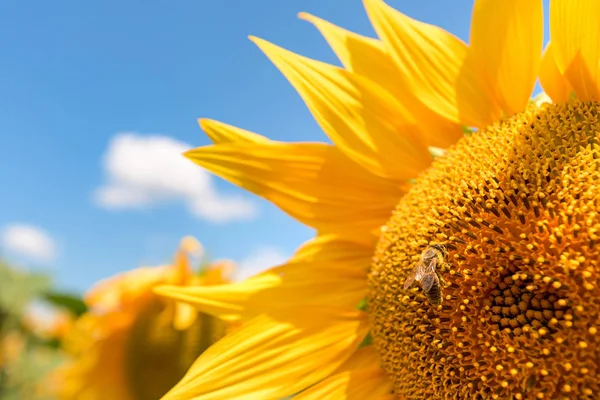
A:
368,101,600,399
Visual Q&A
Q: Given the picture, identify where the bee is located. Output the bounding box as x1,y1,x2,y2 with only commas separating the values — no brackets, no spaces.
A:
403,244,448,305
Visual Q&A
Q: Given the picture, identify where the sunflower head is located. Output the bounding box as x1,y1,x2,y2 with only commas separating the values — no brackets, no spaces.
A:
370,101,600,399
56,237,232,400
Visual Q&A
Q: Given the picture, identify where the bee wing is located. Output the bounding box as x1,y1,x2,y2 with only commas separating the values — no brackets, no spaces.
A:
420,258,439,292
420,272,440,293
403,267,418,289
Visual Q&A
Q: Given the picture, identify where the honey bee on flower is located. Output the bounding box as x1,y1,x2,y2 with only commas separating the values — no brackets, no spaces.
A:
403,244,449,306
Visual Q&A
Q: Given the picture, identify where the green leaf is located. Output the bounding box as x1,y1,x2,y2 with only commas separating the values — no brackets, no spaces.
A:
359,332,373,348
43,292,87,316
461,125,476,135
357,298,368,311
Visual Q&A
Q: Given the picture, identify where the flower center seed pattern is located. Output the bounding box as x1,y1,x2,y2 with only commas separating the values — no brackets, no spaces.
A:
368,101,600,399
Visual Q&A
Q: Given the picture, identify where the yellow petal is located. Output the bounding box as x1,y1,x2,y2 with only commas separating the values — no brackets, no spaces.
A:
331,346,382,374
185,141,405,235
291,234,376,268
250,36,431,181
296,369,393,400
156,235,372,321
469,0,543,115
550,0,600,101
298,12,381,77
540,42,573,104
173,301,198,331
85,266,166,310
179,236,203,255
364,0,500,127
299,12,463,148
199,119,271,144
200,260,236,285
296,346,392,399
155,273,279,321
254,261,368,307
162,308,369,400
155,260,367,322
172,236,202,284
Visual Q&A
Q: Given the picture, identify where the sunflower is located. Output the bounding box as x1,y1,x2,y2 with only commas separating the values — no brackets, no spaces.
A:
157,0,600,398
56,237,233,400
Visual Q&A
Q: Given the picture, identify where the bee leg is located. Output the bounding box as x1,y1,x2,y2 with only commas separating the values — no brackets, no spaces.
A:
438,273,447,289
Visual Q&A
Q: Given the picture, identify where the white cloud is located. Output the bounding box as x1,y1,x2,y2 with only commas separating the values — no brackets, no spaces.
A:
236,246,289,280
94,133,257,223
1,224,57,263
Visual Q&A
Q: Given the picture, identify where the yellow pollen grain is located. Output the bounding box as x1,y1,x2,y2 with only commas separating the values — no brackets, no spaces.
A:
552,281,562,289
541,348,550,356
579,341,588,349
569,259,580,268
557,299,568,307
589,327,597,334
563,384,572,393
582,271,592,278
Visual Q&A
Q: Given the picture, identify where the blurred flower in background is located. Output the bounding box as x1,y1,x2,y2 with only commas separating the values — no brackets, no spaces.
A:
54,237,234,400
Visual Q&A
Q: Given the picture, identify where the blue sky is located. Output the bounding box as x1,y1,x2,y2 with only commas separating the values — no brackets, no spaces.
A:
0,0,550,293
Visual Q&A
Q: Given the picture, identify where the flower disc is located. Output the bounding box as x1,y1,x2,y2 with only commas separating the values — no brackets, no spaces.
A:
369,101,600,399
